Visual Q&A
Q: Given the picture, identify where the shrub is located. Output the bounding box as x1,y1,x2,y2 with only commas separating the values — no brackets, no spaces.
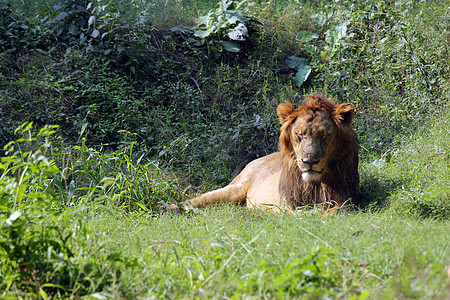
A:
0,123,138,298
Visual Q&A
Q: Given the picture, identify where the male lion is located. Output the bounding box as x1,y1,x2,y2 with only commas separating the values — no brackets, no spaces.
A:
172,94,359,212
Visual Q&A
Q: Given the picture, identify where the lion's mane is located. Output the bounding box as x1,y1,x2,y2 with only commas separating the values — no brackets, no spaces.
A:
278,94,360,208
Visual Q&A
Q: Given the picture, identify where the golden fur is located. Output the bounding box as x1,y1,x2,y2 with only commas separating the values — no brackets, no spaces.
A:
171,94,359,212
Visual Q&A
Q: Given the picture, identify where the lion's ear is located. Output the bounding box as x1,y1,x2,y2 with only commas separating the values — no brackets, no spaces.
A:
333,103,355,125
277,102,295,124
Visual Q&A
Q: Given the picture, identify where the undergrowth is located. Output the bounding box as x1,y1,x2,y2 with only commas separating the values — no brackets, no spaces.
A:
2,0,448,174
0,123,138,298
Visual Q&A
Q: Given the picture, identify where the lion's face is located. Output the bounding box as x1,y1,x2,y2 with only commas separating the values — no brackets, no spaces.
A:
277,95,355,182
289,111,338,181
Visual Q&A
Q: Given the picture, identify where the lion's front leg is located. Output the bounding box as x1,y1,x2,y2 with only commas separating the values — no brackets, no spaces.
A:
189,183,248,207
170,182,248,212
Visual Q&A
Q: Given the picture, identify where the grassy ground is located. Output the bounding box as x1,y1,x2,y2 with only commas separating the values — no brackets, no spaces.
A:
3,112,446,298
360,111,450,219
81,207,450,299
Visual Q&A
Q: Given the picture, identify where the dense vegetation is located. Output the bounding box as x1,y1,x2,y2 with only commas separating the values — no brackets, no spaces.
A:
0,0,449,298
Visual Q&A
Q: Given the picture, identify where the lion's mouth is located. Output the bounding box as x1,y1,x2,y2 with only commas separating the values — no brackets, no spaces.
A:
299,164,323,173
299,164,323,182
297,159,324,182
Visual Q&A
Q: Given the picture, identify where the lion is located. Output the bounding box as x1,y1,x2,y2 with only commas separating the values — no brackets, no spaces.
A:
172,94,359,212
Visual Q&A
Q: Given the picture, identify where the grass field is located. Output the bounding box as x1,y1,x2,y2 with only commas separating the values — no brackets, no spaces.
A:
1,0,449,298
82,206,449,299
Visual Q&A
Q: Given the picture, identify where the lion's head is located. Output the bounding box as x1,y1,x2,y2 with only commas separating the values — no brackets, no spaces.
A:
277,94,359,207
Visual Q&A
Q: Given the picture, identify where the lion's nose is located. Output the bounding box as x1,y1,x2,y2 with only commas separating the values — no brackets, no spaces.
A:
302,157,320,166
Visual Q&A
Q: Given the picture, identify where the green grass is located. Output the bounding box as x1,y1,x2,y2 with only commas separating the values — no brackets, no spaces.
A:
82,206,450,299
2,116,448,298
80,112,449,298
387,113,449,219
360,111,450,219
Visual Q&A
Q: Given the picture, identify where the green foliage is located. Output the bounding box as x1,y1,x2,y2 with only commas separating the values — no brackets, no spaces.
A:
281,1,448,155
285,55,311,88
1,49,146,147
237,247,362,298
0,123,60,209
287,16,353,88
0,0,43,53
174,0,268,53
2,0,447,180
62,138,183,210
0,123,137,298
0,208,136,298
50,0,123,54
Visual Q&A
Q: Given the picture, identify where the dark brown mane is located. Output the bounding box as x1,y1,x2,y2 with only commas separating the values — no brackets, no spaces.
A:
278,94,359,208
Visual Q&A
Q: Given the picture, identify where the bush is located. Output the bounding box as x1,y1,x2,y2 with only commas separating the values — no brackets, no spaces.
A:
0,123,138,298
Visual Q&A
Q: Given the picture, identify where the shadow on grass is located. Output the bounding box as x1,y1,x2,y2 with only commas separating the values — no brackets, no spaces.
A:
358,170,449,219
357,172,402,212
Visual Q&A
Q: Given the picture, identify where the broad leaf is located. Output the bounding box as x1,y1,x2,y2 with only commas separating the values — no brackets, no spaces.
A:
91,29,100,38
285,56,309,70
294,65,311,88
325,21,349,46
222,41,240,52
88,15,96,27
226,15,240,25
69,24,79,35
285,56,311,88
196,14,212,28
55,11,68,21
303,44,319,57
227,23,247,41
194,27,214,39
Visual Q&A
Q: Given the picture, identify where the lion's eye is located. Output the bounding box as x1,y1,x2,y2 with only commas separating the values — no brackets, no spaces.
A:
298,134,303,140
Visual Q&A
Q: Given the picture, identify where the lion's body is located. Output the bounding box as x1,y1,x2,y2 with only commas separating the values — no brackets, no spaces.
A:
175,94,359,212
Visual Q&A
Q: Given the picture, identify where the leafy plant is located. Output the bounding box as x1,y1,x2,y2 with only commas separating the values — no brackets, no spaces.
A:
285,55,311,88
66,139,183,211
175,0,269,53
0,122,60,210
0,123,138,298
50,0,123,54
287,15,354,88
